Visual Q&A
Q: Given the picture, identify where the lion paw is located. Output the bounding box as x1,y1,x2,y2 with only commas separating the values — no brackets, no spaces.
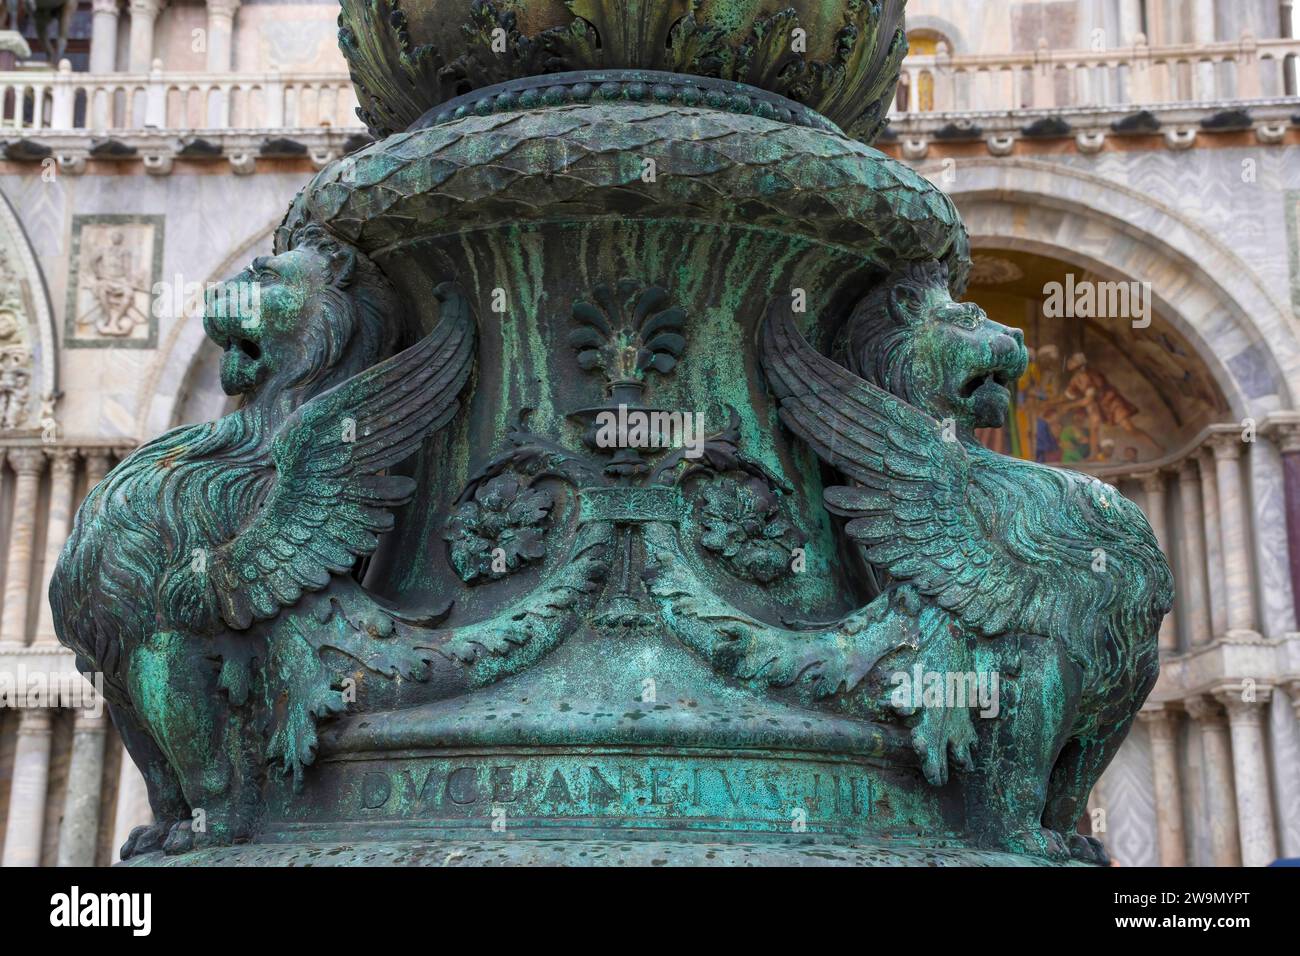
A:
162,820,196,855
120,819,183,860
903,701,978,787
1065,832,1110,865
1001,827,1072,861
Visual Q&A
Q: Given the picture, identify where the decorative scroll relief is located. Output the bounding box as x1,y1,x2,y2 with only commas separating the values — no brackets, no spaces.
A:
0,189,57,433
64,215,164,349
0,247,32,430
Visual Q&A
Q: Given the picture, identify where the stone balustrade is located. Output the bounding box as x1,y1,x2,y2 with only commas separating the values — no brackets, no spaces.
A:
0,33,1295,138
0,60,360,133
894,33,1300,116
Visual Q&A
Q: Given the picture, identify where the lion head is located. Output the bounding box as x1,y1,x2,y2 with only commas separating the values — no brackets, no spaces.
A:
204,224,401,401
845,260,1028,432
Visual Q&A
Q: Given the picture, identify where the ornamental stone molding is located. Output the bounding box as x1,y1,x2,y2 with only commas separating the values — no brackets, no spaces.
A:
0,189,59,434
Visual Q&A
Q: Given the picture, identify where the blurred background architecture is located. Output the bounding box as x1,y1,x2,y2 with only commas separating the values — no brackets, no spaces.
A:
0,0,1298,865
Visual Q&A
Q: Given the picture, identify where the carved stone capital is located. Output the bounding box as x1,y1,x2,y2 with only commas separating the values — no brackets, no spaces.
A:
91,0,122,15
127,0,164,18
1264,419,1300,456
206,0,240,23
1183,694,1228,726
6,447,47,476
72,710,110,732
1207,431,1246,461
1213,684,1273,724
1136,705,1180,741
47,448,79,477
83,451,113,485
1177,458,1201,486
1135,469,1167,494
16,707,53,735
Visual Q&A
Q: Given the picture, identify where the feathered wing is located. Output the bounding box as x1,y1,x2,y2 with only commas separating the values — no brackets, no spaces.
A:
761,302,1056,641
211,283,476,630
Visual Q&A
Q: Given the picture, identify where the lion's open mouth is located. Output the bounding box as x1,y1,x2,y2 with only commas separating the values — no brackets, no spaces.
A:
219,334,262,362
959,370,1013,400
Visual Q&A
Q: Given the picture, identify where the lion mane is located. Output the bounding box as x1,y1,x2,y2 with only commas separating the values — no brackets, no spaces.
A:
834,260,1171,699
51,228,403,698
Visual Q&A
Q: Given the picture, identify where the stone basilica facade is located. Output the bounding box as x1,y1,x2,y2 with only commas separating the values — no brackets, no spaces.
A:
0,0,1298,866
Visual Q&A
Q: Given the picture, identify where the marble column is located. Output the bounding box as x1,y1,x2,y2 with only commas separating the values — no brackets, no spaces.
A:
1138,470,1176,650
1208,434,1258,637
1145,0,1167,44
1270,424,1300,629
1215,687,1279,867
0,448,48,650
1199,448,1229,638
89,0,122,72
1138,706,1187,866
127,0,163,73
56,711,109,867
1119,0,1144,42
1191,0,1217,44
111,746,153,862
1,708,54,866
205,0,239,72
33,450,79,646
1178,460,1212,647
83,450,113,489
1185,695,1241,866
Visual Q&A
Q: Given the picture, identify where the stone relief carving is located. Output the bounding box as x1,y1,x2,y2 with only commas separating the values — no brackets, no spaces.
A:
65,215,164,349
0,224,34,430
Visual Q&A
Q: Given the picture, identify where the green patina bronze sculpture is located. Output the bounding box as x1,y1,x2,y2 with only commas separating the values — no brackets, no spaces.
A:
50,0,1173,866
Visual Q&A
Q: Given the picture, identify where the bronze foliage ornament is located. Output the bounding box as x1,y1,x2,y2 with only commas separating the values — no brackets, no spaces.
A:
51,0,1172,866
338,0,909,140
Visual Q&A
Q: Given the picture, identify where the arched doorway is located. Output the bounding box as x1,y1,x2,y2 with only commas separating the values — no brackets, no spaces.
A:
962,249,1231,467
